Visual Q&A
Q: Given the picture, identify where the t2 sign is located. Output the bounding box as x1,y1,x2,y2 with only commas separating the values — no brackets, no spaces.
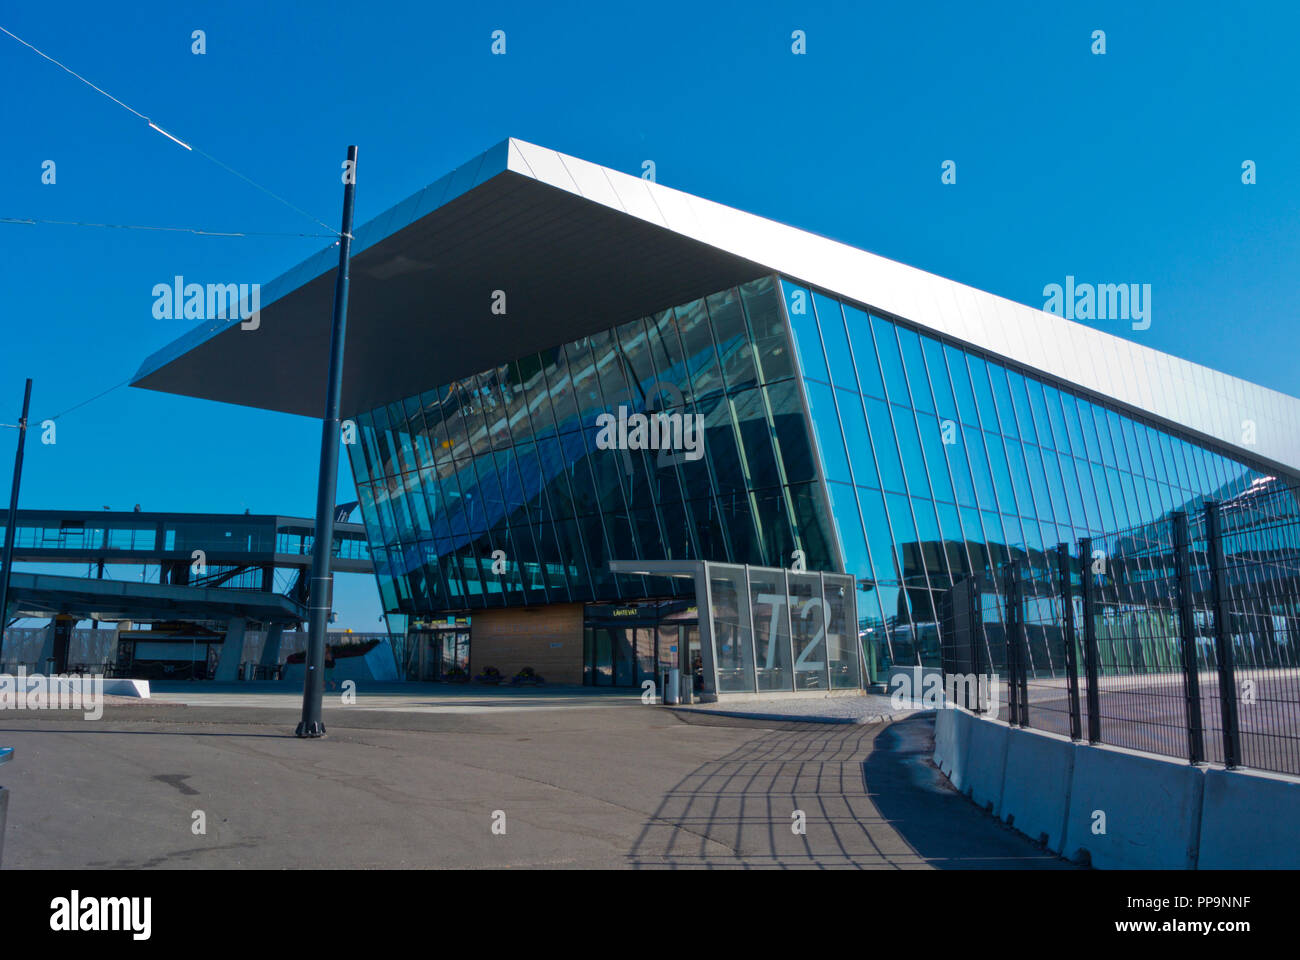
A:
756,593,825,672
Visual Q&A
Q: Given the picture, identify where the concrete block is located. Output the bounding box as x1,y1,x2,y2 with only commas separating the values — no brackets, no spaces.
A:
1000,727,1077,852
1063,744,1204,869
937,708,975,794
965,715,1009,815
1198,767,1300,869
102,679,150,698
933,706,957,773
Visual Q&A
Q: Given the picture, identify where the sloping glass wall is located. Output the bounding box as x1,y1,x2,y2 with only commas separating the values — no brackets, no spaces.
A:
346,276,839,618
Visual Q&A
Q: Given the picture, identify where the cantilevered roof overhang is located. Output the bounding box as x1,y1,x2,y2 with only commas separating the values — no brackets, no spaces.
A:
131,139,770,420
132,137,1300,477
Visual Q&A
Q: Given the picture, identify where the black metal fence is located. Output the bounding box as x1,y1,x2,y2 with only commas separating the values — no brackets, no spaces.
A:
940,482,1300,776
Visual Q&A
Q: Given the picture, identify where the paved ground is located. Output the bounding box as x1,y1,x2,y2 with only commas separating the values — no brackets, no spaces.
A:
673,692,912,724
0,692,1075,869
147,681,638,714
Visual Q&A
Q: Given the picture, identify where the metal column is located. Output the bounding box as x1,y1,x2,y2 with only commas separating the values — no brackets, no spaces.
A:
1205,501,1242,768
1057,543,1082,741
1172,511,1205,764
1079,537,1102,744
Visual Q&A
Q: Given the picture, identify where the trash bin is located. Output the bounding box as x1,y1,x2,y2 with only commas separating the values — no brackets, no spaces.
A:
0,746,12,868
679,672,694,704
665,668,680,705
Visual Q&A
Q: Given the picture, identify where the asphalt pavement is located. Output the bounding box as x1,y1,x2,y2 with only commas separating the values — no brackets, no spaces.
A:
0,692,1074,869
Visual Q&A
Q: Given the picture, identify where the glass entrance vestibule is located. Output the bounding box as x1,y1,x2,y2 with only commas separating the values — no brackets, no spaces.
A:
608,560,863,699
405,620,471,680
583,600,699,690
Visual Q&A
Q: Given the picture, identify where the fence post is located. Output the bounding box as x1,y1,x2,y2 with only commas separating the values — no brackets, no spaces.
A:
1057,543,1082,741
1002,565,1019,726
1172,511,1205,764
1004,564,1028,728
1078,537,1102,743
969,575,983,713
1013,567,1024,723
1205,501,1242,769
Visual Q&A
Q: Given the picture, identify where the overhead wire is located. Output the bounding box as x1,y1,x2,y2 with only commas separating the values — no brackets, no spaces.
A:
1,216,337,239
0,23,349,425
0,23,342,236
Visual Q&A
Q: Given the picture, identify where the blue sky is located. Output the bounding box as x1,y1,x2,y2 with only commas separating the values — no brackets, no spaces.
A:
1,1,1297,628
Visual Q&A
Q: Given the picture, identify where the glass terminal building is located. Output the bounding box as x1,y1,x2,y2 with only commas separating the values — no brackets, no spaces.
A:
133,139,1300,696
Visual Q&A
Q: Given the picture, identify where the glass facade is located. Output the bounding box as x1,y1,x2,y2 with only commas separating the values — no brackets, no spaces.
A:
779,278,1281,675
346,276,839,620
345,265,1288,687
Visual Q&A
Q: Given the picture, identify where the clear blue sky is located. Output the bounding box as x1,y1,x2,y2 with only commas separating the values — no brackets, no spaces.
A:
1,1,1297,628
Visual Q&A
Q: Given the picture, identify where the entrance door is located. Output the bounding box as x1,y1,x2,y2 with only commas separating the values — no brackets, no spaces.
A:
435,629,470,679
634,627,658,687
592,628,614,686
584,602,699,688
684,626,702,692
613,626,636,686
408,627,471,681
657,624,679,684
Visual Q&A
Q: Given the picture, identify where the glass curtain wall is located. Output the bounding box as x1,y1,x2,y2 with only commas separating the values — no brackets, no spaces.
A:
779,278,1276,675
345,276,840,621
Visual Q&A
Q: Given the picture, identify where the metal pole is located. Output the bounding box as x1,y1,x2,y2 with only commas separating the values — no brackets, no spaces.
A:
1079,537,1102,743
969,576,983,712
1009,566,1029,728
1172,511,1204,764
296,146,358,738
1002,565,1020,726
0,379,33,664
1057,543,1082,741
1205,502,1242,768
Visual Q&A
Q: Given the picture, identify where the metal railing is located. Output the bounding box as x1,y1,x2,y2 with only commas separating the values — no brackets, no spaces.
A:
940,482,1300,776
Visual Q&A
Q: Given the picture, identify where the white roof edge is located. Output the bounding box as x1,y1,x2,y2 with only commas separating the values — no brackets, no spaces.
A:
506,139,1300,476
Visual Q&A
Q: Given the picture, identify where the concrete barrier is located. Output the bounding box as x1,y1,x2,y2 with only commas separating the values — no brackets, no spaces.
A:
1198,767,1300,869
102,679,150,698
932,709,1300,869
1062,742,1204,869
934,707,976,793
1000,727,1076,851
933,706,957,773
963,714,1009,815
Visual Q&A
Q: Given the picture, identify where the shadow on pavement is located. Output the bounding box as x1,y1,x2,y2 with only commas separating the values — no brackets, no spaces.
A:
630,711,1076,869
862,713,1078,869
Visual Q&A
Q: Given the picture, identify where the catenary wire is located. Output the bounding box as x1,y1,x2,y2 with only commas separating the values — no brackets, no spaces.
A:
0,23,342,237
